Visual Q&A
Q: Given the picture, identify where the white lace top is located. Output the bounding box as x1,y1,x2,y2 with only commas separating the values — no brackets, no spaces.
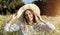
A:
4,21,56,35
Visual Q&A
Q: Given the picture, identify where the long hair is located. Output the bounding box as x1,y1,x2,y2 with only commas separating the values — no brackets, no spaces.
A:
23,9,37,25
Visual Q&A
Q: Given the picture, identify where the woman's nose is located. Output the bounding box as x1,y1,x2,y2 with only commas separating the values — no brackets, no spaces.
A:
28,15,31,18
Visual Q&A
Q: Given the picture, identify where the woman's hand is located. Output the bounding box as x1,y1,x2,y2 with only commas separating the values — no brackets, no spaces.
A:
7,13,17,24
11,13,17,21
36,15,46,23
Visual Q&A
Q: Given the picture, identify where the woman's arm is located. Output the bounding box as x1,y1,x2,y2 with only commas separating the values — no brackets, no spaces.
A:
4,21,21,32
36,15,56,31
7,13,17,24
4,13,21,32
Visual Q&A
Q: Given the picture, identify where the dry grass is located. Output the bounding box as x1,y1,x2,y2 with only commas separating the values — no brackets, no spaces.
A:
0,15,60,35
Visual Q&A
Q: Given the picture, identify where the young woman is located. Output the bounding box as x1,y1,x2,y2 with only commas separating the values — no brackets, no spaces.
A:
4,4,56,35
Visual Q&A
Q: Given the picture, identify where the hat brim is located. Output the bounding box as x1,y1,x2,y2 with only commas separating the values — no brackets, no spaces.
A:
17,4,40,18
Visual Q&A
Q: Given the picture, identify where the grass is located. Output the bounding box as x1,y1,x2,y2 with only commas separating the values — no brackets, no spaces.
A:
0,15,60,35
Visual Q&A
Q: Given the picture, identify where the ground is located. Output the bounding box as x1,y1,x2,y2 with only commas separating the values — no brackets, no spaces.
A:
0,15,60,35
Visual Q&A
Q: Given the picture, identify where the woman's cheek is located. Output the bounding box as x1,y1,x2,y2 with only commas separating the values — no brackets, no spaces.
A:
30,15,33,20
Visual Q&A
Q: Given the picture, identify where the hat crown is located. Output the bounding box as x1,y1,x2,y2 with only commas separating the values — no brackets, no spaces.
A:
17,4,40,19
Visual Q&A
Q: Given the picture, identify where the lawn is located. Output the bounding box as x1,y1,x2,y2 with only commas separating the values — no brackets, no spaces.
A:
0,15,60,35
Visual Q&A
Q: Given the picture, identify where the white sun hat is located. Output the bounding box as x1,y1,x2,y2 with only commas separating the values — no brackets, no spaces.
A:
16,4,40,19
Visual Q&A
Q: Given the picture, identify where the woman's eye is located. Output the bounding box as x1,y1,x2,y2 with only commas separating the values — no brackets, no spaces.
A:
30,14,32,16
29,14,31,15
25,14,28,16
28,13,31,15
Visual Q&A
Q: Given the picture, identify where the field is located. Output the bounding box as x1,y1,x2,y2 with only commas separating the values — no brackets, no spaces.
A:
0,15,60,35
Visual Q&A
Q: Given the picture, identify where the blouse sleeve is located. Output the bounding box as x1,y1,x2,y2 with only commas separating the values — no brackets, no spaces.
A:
45,22,56,30
39,21,56,31
33,21,56,32
4,21,22,32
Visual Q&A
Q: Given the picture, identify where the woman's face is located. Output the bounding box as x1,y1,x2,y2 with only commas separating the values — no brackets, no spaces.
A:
25,10,33,22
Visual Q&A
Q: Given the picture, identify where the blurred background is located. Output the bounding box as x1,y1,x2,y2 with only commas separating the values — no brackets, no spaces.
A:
0,0,60,35
0,0,60,16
